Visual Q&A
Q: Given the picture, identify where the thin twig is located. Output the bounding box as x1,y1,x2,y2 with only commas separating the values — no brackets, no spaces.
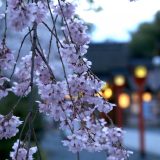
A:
47,26,54,62
2,0,8,44
46,0,58,62
26,22,37,159
15,112,31,159
36,47,56,81
10,29,33,79
42,21,63,47
77,152,80,160
32,127,42,160
57,0,73,43
10,85,30,113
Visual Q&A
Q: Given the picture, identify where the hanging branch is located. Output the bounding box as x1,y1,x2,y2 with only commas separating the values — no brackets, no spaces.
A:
0,0,133,160
10,29,33,79
26,22,37,160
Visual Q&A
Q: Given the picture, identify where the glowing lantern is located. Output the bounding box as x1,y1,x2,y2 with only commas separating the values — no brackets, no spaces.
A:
118,93,130,109
142,92,152,102
134,66,147,79
114,75,125,87
103,88,113,99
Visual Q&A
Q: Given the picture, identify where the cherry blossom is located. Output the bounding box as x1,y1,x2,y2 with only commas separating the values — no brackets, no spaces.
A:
7,0,47,31
53,1,76,19
12,54,31,96
0,13,4,19
0,0,133,159
7,1,37,31
63,19,90,46
35,1,48,24
62,117,132,160
0,42,15,70
0,114,22,139
0,42,14,99
10,139,37,160
0,77,10,100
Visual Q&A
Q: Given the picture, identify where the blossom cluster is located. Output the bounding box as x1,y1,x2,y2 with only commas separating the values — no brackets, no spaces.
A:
0,43,14,70
7,0,47,31
0,13,5,19
63,118,132,159
12,53,32,96
10,139,37,160
35,1,131,159
53,1,76,19
0,114,22,139
12,51,53,97
0,0,132,159
0,42,15,100
0,76,10,100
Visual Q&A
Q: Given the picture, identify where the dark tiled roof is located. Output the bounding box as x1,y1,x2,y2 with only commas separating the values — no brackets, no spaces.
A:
87,42,130,73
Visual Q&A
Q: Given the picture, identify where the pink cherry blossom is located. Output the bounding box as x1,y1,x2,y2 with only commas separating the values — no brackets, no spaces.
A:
0,0,133,159
0,114,22,139
10,139,37,160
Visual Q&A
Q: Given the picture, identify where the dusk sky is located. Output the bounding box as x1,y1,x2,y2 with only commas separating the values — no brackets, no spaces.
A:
77,0,160,42
1,0,159,42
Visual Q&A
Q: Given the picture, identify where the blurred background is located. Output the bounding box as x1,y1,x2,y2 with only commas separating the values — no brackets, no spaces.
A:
77,0,160,159
0,0,160,159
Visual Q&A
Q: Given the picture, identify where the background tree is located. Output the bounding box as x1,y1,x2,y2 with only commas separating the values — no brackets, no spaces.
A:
129,11,160,58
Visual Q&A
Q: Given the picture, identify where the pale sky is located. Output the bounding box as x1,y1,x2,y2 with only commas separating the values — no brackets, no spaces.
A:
76,0,160,42
1,0,159,42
